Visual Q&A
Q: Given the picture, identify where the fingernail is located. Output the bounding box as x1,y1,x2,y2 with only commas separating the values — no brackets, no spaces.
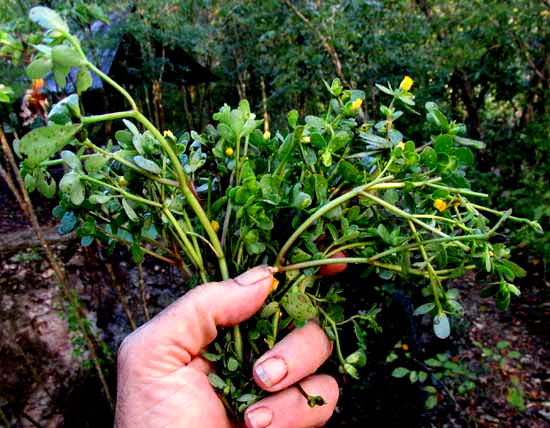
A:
254,357,287,387
235,265,272,287
245,406,272,428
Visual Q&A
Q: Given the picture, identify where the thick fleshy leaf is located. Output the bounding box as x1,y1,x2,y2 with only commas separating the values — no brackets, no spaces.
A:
26,58,52,79
433,313,450,339
77,65,93,94
19,124,82,166
413,302,435,316
29,6,69,32
52,45,81,68
281,290,317,322
59,171,85,205
134,155,162,175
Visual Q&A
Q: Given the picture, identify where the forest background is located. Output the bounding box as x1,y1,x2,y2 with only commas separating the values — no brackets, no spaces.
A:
0,0,548,427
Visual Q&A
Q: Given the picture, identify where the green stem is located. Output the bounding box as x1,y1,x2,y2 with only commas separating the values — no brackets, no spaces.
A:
408,220,444,310
81,110,136,124
277,181,376,265
271,309,281,349
318,307,345,365
367,177,441,191
360,191,469,250
80,138,178,187
134,111,229,280
278,257,469,280
469,202,541,229
80,176,162,208
162,208,207,283
0,405,9,428
233,324,243,362
84,60,138,110
366,234,488,262
102,229,178,265
426,182,488,198
79,40,228,279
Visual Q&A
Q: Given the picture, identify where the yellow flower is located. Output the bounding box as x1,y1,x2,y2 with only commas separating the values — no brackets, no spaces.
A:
271,277,280,292
210,220,220,233
398,141,405,150
351,98,363,110
225,147,234,156
399,76,414,91
264,130,271,139
163,129,175,140
302,135,311,143
434,199,448,212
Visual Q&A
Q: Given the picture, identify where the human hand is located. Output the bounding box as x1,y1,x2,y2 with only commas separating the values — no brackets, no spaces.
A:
114,265,339,428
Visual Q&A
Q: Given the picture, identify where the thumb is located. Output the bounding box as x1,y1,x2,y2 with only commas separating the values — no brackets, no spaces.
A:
121,265,275,372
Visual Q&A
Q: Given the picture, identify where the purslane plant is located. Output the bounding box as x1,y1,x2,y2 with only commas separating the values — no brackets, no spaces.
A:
17,6,541,421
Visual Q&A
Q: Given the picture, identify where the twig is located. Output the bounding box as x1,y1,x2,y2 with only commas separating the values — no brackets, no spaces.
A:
0,405,9,428
20,411,45,428
107,263,137,330
281,0,349,87
137,262,150,321
0,126,115,412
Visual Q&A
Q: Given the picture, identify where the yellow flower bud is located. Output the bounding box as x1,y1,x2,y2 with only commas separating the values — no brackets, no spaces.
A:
163,129,175,140
264,130,271,139
271,277,280,291
351,98,363,110
302,135,311,143
225,147,234,156
398,141,405,150
399,76,414,91
210,220,220,233
434,199,448,212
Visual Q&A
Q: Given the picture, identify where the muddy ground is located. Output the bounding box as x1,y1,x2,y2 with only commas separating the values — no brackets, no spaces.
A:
0,185,549,427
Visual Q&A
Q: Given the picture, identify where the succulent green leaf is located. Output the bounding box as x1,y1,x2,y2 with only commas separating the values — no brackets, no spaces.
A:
61,150,82,170
48,94,81,124
85,154,108,173
26,58,52,79
244,229,265,254
345,350,367,368
20,124,82,166
413,302,435,316
433,313,450,339
260,175,283,205
29,6,69,32
122,199,138,221
260,302,279,318
227,357,240,372
51,45,81,68
59,211,78,234
281,289,317,322
305,115,324,129
77,65,93,94
288,110,298,128
53,63,70,88
59,171,85,205
391,367,410,378
207,373,226,390
134,155,161,175
343,363,359,379
480,282,500,298
454,135,486,149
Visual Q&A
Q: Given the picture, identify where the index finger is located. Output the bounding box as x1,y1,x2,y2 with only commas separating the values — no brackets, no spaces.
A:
252,321,333,392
